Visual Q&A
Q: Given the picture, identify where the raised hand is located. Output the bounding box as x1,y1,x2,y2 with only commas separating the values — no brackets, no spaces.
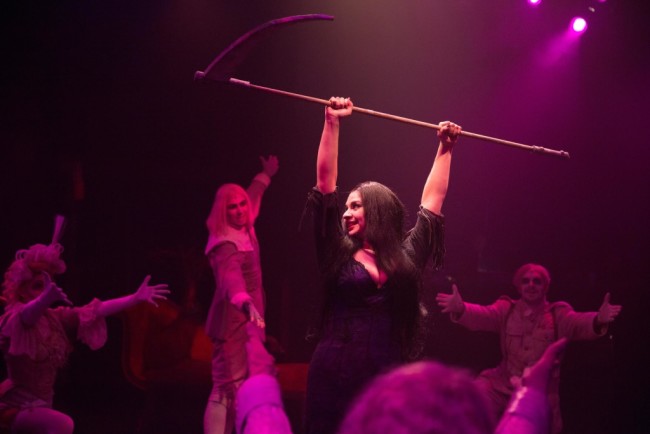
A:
20,272,72,326
40,272,72,306
437,121,462,147
596,292,622,324
260,155,279,178
326,96,353,119
133,275,170,307
435,283,465,314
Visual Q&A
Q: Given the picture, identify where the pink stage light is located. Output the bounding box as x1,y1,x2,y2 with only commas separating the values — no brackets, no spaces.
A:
527,0,542,6
570,17,587,33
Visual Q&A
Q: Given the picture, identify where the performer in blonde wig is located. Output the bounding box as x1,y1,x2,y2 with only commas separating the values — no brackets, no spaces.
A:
0,217,169,434
203,156,279,434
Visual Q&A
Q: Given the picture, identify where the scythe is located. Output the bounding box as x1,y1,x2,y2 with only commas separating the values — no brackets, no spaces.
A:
195,14,570,159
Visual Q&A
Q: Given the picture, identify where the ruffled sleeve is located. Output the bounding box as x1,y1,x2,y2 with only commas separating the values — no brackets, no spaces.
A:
403,207,445,271
52,299,108,350
73,299,108,350
306,188,344,274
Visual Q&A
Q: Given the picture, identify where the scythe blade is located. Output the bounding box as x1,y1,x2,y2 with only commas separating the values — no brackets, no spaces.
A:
194,14,334,82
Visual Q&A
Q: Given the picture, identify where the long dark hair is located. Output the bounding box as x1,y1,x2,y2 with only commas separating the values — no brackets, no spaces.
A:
335,181,424,360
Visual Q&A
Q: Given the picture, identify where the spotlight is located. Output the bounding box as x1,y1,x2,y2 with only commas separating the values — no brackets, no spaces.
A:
570,17,587,33
527,0,542,6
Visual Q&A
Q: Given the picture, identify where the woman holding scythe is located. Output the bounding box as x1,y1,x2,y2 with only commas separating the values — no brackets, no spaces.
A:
304,96,461,434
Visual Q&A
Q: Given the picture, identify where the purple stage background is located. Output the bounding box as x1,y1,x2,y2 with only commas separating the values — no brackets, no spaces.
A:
1,1,648,433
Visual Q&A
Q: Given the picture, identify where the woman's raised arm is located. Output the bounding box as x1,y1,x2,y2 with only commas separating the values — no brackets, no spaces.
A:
420,121,461,215
316,97,353,194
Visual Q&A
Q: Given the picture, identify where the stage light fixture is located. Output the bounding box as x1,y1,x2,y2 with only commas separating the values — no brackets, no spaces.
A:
570,16,588,33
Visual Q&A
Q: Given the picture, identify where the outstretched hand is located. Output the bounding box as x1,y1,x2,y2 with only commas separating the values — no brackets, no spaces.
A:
435,283,465,314
437,121,462,147
597,292,622,324
133,275,170,307
40,272,72,306
260,155,279,178
243,301,266,329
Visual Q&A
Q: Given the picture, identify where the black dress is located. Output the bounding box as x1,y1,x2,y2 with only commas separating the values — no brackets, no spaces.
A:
305,189,445,434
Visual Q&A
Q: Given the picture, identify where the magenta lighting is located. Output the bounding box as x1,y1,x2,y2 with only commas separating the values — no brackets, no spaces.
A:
571,16,588,33
528,0,541,6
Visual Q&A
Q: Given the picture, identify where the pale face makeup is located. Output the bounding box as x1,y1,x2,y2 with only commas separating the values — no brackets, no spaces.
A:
517,270,548,306
225,193,249,230
343,190,366,239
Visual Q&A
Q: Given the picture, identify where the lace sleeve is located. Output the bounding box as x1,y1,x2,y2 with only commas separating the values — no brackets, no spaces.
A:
306,187,343,273
404,207,445,271
54,299,108,350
